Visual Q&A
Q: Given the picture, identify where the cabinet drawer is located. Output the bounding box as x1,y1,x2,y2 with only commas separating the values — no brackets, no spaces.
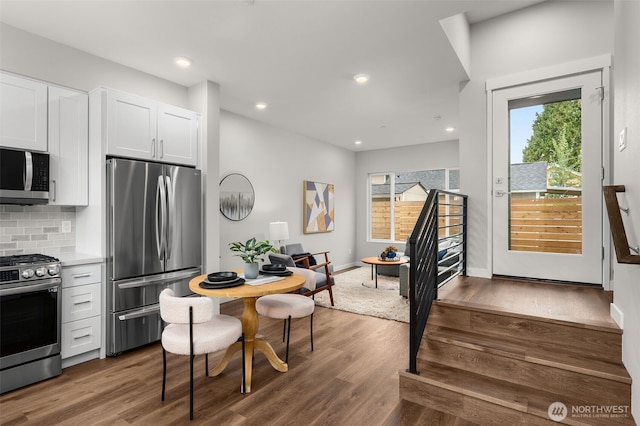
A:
61,316,101,359
62,263,101,288
62,283,101,322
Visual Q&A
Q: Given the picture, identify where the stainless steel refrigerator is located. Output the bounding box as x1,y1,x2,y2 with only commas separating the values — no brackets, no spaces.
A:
106,158,202,355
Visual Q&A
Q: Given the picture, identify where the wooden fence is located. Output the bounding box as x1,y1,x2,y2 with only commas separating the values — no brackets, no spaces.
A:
510,197,582,254
372,197,581,254
371,197,463,242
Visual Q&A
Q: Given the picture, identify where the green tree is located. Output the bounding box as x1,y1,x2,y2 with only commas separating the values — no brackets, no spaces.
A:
522,100,582,172
547,125,577,188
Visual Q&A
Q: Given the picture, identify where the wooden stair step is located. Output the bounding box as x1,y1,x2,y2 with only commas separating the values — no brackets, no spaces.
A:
425,326,631,385
429,300,622,363
400,363,635,425
419,336,630,406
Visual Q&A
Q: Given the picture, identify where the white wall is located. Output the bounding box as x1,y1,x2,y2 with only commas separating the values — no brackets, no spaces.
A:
219,111,356,272
612,0,640,420
354,140,459,260
461,0,614,277
0,23,188,108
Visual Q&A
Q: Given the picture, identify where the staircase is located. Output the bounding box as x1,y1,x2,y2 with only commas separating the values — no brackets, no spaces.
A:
399,296,634,425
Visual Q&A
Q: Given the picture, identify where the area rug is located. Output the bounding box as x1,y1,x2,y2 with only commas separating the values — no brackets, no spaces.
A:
313,267,409,323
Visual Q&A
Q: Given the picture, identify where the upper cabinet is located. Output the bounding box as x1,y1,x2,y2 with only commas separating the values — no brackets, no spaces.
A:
105,90,157,160
157,103,199,166
0,72,48,151
0,71,89,206
103,88,198,166
48,86,89,206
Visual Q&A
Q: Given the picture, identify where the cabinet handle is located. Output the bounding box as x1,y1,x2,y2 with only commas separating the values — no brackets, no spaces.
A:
52,180,56,202
151,138,156,157
72,273,92,279
73,300,92,305
73,333,92,340
160,139,164,158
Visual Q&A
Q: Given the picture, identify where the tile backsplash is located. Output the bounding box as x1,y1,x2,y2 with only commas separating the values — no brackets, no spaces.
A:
0,205,76,257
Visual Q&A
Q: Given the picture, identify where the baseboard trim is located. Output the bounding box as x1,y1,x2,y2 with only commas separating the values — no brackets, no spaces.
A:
467,267,491,279
610,302,624,329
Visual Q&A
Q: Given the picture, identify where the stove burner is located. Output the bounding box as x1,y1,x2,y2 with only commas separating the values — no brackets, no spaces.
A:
0,254,60,267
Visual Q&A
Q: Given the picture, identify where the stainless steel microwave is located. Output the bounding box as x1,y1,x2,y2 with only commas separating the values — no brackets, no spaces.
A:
0,148,49,205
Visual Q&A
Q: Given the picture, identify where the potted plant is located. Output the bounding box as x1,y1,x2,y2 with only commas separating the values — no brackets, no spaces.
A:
384,245,398,259
229,237,276,279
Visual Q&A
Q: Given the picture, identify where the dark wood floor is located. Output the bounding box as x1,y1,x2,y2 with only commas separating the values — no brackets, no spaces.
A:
1,300,437,425
1,276,617,425
439,275,616,327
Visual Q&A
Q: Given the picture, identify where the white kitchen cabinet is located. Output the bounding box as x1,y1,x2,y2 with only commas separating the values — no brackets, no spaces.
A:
103,88,198,166
157,103,199,166
48,86,89,206
105,89,157,161
61,263,102,365
61,316,102,359
0,72,48,151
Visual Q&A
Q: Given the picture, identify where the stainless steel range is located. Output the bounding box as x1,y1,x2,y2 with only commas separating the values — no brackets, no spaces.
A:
0,254,62,394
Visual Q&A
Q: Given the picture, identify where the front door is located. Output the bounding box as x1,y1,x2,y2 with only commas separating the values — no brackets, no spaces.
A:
491,71,604,284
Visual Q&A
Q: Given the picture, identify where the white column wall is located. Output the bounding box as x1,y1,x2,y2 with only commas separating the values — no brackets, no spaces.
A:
612,0,640,420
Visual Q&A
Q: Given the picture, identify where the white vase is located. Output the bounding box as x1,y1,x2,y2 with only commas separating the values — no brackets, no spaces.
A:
244,262,259,279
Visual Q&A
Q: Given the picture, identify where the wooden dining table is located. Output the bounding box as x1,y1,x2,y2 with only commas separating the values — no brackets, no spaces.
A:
189,271,305,393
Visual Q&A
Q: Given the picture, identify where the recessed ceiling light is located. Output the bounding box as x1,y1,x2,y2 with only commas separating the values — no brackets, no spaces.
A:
255,102,268,110
445,127,455,132
355,140,363,145
174,56,192,68
353,74,370,84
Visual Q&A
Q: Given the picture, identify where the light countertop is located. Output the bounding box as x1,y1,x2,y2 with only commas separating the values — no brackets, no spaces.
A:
57,252,103,267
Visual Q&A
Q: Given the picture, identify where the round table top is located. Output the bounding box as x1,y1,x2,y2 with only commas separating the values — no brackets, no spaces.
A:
361,256,408,266
189,271,305,298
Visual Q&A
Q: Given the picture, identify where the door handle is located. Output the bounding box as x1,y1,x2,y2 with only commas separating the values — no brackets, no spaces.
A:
118,305,160,321
24,152,33,190
495,190,511,197
155,175,166,261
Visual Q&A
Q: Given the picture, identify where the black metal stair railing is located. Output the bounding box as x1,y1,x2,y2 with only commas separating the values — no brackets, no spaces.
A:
407,189,467,375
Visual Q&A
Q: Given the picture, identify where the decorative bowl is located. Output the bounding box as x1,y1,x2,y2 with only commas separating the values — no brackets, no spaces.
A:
263,263,287,272
207,271,238,282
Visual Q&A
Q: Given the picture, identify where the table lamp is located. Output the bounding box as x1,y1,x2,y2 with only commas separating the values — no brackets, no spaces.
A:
269,221,289,253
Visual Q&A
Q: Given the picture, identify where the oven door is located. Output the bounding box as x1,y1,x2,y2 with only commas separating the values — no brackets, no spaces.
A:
0,278,62,370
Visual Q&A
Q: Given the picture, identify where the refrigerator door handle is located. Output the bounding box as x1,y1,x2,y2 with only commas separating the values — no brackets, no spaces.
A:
155,175,166,261
115,267,202,289
118,305,160,321
165,175,174,261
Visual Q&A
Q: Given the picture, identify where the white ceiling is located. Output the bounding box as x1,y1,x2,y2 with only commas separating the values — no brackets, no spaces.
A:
0,0,544,151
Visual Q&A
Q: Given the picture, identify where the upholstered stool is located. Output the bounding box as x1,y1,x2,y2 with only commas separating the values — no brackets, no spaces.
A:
255,267,316,363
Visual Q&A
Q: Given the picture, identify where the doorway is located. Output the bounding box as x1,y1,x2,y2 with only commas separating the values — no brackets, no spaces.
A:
491,71,604,284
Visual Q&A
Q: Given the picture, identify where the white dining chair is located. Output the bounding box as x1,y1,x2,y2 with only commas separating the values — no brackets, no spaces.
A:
159,288,245,421
255,267,316,364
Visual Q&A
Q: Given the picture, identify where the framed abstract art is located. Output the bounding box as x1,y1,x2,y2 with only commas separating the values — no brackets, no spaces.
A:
303,180,334,233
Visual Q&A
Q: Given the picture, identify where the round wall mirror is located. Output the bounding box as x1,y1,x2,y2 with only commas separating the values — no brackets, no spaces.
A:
219,173,255,221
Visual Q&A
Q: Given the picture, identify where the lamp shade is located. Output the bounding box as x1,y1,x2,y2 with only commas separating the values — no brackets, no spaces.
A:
269,221,289,241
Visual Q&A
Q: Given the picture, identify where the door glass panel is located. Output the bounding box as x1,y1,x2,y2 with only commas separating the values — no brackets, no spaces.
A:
509,91,583,254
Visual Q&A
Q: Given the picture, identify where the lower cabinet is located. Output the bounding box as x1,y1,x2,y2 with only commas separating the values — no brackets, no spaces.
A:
62,315,101,358
61,263,102,367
